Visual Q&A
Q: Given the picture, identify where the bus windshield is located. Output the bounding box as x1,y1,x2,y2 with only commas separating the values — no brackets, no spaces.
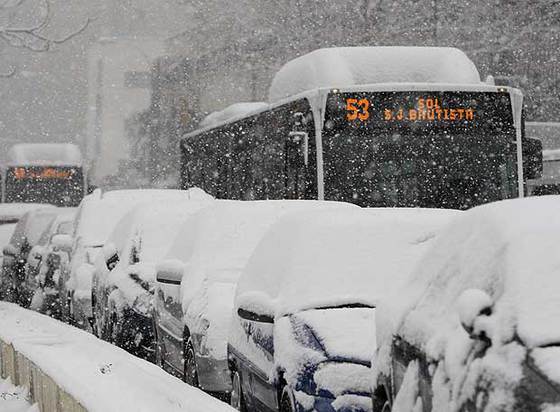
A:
323,91,518,209
5,166,84,207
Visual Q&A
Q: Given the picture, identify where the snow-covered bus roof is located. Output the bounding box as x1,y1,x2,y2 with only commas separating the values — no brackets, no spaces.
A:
269,46,481,102
199,102,269,129
6,143,83,167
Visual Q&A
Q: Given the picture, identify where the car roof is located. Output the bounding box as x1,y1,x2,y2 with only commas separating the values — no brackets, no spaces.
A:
235,207,458,317
379,195,560,350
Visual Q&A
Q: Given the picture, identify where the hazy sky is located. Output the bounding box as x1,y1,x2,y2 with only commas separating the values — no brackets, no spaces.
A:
0,0,193,148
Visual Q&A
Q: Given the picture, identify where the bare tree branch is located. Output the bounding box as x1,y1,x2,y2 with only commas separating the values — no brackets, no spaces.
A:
0,0,91,53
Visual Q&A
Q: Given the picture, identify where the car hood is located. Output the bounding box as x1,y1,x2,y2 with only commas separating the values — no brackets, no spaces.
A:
293,307,375,365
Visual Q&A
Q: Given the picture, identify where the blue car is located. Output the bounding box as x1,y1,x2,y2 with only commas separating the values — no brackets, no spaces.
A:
228,208,457,411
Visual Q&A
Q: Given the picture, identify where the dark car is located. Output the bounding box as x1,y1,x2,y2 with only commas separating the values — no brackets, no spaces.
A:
0,207,58,306
372,196,560,412
228,208,456,412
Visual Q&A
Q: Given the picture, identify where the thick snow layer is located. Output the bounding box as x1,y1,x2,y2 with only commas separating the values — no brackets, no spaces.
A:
269,47,481,102
6,143,82,167
236,207,459,317
374,196,560,411
0,303,234,412
295,307,375,364
198,102,269,129
77,189,207,247
0,204,53,223
0,378,36,412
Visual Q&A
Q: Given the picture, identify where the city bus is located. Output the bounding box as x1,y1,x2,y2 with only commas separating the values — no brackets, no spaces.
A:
180,47,542,210
3,143,86,207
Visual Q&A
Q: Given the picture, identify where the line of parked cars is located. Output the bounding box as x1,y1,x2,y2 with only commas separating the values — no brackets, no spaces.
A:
1,189,559,412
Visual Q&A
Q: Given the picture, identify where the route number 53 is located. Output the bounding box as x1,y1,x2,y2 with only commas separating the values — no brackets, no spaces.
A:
346,98,370,121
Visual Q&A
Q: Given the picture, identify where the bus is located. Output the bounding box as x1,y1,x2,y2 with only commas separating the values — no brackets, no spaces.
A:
3,143,86,207
180,47,542,210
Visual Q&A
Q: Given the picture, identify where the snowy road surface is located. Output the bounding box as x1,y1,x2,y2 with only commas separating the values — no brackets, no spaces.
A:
0,303,234,412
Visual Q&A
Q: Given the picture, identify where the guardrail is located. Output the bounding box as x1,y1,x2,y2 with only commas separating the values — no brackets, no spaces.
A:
1,341,85,411
0,302,234,412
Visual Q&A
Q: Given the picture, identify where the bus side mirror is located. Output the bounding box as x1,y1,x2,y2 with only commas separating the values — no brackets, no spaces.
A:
523,138,543,180
287,131,309,167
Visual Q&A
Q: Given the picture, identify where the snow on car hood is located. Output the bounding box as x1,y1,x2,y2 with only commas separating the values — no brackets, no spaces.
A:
294,307,375,365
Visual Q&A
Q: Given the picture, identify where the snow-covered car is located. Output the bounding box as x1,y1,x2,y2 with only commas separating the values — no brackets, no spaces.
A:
229,207,458,412
0,207,59,306
372,196,560,412
63,188,212,331
29,209,76,317
0,203,52,268
92,198,212,360
153,200,353,399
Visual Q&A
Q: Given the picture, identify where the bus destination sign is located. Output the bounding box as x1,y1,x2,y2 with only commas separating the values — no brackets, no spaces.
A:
346,96,475,123
12,167,72,180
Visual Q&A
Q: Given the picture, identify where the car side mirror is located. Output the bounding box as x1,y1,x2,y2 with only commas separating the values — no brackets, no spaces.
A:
457,289,493,344
237,307,274,324
287,131,309,167
27,245,45,268
103,243,119,271
155,260,184,285
51,234,73,253
3,244,19,258
523,137,543,180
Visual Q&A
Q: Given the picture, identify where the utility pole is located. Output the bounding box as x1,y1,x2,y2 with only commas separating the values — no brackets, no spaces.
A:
432,0,438,44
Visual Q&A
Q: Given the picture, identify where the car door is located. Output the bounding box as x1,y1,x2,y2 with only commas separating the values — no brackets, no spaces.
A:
235,310,277,411
154,276,184,376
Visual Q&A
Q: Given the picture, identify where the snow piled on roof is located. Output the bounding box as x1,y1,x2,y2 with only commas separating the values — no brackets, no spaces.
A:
6,143,82,167
269,47,481,102
236,207,459,317
198,102,269,129
78,189,210,246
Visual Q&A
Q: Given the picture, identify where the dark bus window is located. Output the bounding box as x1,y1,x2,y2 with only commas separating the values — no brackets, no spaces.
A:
182,98,317,200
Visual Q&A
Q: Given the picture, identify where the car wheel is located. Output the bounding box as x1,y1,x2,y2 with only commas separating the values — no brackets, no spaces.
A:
280,386,296,412
183,339,199,387
230,370,246,411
